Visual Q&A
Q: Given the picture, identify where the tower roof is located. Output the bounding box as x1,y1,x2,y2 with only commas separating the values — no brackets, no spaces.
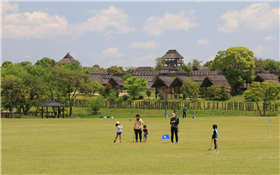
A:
162,50,184,59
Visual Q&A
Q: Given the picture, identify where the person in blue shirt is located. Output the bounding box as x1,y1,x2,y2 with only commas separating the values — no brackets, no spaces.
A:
165,110,168,119
212,124,218,153
183,106,187,118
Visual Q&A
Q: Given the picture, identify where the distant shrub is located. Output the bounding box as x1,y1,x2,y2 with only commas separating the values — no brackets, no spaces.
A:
138,95,144,100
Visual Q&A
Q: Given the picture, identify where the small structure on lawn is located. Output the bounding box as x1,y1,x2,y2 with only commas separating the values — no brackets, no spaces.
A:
201,76,231,90
151,76,173,99
38,101,68,119
162,50,184,67
169,76,190,98
59,53,77,65
254,74,280,84
108,77,124,91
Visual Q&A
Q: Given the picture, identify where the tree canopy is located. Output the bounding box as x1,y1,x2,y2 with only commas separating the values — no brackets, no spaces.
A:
210,46,255,92
123,77,147,99
244,82,280,116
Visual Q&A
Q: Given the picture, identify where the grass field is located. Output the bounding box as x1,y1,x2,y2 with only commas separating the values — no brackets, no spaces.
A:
1,117,279,174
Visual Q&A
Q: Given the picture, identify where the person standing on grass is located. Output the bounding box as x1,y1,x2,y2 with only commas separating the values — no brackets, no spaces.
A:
165,110,168,119
170,113,179,143
114,121,125,143
212,124,219,153
183,106,187,118
134,114,143,142
174,108,177,115
143,125,148,142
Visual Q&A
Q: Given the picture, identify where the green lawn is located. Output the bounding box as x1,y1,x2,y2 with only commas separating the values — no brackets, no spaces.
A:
1,117,279,174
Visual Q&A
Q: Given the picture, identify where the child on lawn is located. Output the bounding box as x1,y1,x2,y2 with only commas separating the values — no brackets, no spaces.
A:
143,125,148,142
165,110,168,119
212,124,218,153
114,120,131,143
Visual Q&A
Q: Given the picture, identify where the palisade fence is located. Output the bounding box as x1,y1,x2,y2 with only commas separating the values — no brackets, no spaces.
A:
73,99,279,112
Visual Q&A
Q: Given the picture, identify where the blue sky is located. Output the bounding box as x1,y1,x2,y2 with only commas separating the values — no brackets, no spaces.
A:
1,1,279,68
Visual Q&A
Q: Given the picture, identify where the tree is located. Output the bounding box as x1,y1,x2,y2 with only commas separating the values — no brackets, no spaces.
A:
154,57,165,70
51,64,88,116
2,61,13,67
244,82,280,116
107,66,121,73
210,47,255,92
1,75,23,118
125,67,137,73
146,89,151,99
87,99,104,115
191,58,203,68
99,83,113,98
35,57,56,69
79,79,101,95
203,60,213,68
122,73,133,81
3,63,52,115
207,85,221,99
178,63,192,72
180,81,199,99
123,77,148,99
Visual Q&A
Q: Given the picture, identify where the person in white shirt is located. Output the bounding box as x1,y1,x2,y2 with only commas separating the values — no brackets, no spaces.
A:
114,119,131,143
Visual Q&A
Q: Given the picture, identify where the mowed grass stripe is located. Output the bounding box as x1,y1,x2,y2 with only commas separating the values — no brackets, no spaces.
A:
1,117,279,174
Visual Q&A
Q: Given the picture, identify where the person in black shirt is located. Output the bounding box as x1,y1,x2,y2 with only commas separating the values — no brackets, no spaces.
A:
212,124,218,153
143,125,148,142
170,113,179,143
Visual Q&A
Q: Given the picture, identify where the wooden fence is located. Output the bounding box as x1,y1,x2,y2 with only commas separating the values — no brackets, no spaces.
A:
72,99,279,112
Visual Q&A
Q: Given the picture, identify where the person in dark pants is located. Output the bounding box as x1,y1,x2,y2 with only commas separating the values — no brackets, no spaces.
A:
183,106,187,118
170,113,179,143
133,114,143,142
212,124,218,154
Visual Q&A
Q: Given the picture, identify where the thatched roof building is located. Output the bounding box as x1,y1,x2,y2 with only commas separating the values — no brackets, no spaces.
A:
93,64,100,68
151,76,173,99
169,76,189,94
133,70,159,88
59,53,77,65
192,67,210,71
135,67,154,72
162,50,184,67
254,74,280,84
160,66,181,73
89,75,105,85
86,70,107,75
108,77,124,91
201,76,231,89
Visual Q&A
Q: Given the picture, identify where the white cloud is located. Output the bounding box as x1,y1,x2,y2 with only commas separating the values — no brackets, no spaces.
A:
264,36,276,41
129,40,159,49
2,2,18,13
2,6,135,39
3,11,68,39
21,54,31,58
100,47,125,58
131,54,156,67
218,3,280,33
254,45,273,56
143,10,197,36
70,6,136,37
202,55,215,64
197,39,210,45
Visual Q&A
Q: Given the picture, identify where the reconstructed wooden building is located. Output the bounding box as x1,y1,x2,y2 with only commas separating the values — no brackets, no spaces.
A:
201,76,231,90
151,76,173,99
162,50,184,67
254,74,280,84
169,76,189,97
59,53,77,65
132,70,159,88
135,67,154,72
108,77,124,91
